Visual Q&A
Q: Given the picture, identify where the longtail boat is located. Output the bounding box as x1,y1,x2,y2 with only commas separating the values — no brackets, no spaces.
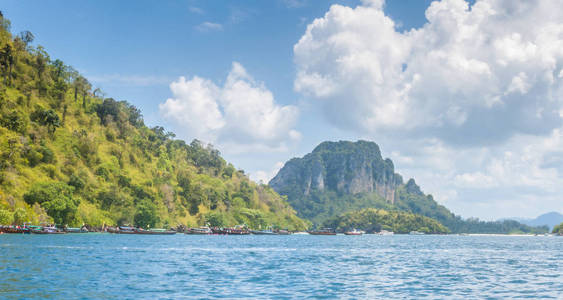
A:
185,226,213,234
344,229,364,235
65,227,89,233
212,225,250,235
116,226,137,234
30,226,66,234
136,228,176,235
0,225,30,234
308,228,337,235
250,229,277,235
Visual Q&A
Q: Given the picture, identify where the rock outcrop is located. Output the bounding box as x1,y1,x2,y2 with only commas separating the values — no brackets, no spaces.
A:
270,140,403,203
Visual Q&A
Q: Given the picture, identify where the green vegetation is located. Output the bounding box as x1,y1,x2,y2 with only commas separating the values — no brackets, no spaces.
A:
290,189,394,225
324,208,449,234
0,13,307,230
553,222,563,235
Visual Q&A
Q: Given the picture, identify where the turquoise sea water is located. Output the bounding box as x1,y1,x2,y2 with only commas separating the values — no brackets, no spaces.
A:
0,234,561,299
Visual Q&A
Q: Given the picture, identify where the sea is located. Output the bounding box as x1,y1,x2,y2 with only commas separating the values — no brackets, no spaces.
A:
0,234,561,299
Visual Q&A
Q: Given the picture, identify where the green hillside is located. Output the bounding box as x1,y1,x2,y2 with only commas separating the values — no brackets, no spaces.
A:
323,208,449,234
0,13,307,230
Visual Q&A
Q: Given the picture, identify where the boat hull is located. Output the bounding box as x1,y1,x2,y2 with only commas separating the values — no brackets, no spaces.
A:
308,232,337,235
30,229,66,234
250,230,277,235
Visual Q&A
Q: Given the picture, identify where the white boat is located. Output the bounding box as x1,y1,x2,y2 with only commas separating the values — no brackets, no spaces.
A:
378,230,394,235
344,229,364,235
185,226,212,235
409,231,425,235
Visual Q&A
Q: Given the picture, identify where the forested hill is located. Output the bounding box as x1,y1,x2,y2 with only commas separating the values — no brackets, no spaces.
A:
0,13,307,230
270,140,548,234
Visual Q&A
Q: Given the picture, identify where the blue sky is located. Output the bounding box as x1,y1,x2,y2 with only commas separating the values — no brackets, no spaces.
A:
3,0,561,219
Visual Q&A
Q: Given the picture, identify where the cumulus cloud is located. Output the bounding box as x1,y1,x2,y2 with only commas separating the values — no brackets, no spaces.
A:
294,0,563,146
196,22,223,32
294,0,563,218
159,62,300,153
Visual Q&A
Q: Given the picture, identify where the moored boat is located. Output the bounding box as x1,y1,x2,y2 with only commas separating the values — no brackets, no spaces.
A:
116,226,137,234
409,231,425,235
378,230,394,236
250,229,277,235
212,225,250,235
31,226,66,234
222,226,250,235
136,228,176,235
65,227,89,233
0,225,30,234
308,228,337,235
344,229,364,235
185,226,213,235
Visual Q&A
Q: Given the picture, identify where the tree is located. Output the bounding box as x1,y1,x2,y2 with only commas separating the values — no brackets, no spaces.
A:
24,182,79,225
553,222,563,235
0,209,13,225
13,208,27,225
95,98,120,125
134,199,159,228
205,211,226,227
31,108,61,133
0,43,14,85
19,30,34,46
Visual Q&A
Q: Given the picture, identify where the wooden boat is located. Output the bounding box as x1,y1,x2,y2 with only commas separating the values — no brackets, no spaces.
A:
344,229,364,235
222,227,250,235
213,225,250,235
308,228,337,235
211,227,225,234
185,226,213,234
116,226,138,234
275,229,292,235
31,226,66,234
65,227,89,233
106,226,119,233
378,230,394,235
0,225,30,234
136,228,176,235
250,229,277,235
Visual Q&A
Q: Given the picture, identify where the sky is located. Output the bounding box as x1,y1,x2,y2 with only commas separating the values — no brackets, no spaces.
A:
3,0,562,220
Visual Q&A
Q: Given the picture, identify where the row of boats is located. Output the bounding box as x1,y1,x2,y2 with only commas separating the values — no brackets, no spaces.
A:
0,225,399,236
0,225,88,234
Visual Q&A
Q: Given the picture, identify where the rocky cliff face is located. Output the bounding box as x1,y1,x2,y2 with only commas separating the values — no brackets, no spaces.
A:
270,140,403,203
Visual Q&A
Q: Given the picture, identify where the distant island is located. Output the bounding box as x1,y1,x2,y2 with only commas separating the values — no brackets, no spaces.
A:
270,140,548,234
500,212,563,231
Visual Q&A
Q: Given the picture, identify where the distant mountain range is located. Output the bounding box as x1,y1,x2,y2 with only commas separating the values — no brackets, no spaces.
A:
501,212,563,231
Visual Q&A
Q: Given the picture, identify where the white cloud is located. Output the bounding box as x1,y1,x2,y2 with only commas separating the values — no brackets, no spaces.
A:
189,6,204,14
159,62,300,153
294,0,563,144
293,0,563,219
196,22,223,32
